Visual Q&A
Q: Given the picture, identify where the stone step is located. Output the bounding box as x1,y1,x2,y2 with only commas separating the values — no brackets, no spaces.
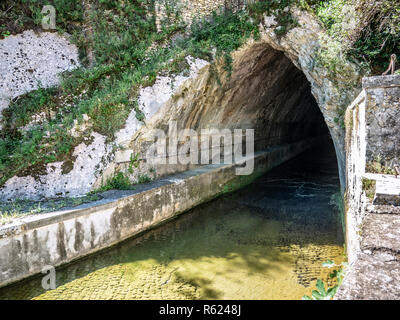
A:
336,211,400,300
366,204,400,215
372,176,400,206
360,213,400,259
335,253,400,300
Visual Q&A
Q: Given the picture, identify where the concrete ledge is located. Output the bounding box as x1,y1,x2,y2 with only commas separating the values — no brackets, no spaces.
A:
0,137,322,288
362,75,400,89
361,213,400,257
362,173,400,206
335,253,400,300
336,211,400,300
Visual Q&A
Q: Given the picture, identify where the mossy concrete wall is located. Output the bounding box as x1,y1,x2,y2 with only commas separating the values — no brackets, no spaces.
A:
0,137,322,288
344,74,400,263
363,75,400,169
337,75,400,299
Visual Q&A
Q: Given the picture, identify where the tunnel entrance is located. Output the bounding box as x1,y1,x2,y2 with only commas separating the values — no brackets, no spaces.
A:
248,49,331,152
194,42,335,164
210,42,338,180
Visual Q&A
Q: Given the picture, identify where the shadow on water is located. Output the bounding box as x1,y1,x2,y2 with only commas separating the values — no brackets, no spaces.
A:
0,142,344,300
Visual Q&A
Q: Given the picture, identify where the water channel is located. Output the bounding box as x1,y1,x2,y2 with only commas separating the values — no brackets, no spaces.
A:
0,142,345,300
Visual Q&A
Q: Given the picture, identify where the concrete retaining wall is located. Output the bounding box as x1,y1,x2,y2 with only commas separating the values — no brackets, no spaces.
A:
336,75,400,299
363,75,400,169
344,75,400,263
0,137,322,288
344,90,367,263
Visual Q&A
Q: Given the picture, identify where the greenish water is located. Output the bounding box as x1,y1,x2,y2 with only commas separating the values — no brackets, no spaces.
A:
0,145,345,300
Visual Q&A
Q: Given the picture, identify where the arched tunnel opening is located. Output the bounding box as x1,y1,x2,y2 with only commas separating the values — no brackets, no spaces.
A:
202,43,334,152
183,42,341,197
220,43,343,242
182,42,340,176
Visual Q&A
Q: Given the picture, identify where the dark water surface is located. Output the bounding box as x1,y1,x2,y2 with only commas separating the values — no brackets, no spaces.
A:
0,143,344,300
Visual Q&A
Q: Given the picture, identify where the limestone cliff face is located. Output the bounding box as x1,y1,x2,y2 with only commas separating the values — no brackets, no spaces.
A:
0,8,363,200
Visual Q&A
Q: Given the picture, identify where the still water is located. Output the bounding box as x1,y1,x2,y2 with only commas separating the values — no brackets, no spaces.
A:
0,144,345,300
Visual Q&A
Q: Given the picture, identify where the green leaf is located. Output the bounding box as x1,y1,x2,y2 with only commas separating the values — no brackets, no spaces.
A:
329,270,338,278
312,290,324,300
316,279,326,295
302,295,313,300
327,285,338,298
322,260,335,268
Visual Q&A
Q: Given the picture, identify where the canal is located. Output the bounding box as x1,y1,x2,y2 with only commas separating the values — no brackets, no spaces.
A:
0,142,345,300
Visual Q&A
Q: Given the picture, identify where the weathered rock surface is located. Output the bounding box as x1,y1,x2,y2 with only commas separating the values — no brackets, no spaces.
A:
335,253,400,300
373,177,400,206
0,30,80,127
0,132,109,200
361,213,400,259
364,75,400,168
0,57,209,200
336,210,400,300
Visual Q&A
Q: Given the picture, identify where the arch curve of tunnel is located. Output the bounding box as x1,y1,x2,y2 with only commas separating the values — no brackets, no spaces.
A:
135,41,340,185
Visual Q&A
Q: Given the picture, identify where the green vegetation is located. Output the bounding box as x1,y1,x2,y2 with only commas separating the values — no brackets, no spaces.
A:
93,170,154,193
0,1,270,186
128,153,141,174
298,0,400,75
248,0,298,34
366,156,396,175
0,0,181,184
188,9,259,77
302,0,400,128
362,178,376,201
302,259,347,300
95,171,136,193
0,0,83,39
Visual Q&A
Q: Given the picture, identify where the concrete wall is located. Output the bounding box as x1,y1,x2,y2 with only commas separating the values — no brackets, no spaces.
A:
363,76,400,169
345,91,367,263
337,75,400,300
0,137,321,288
344,75,400,262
